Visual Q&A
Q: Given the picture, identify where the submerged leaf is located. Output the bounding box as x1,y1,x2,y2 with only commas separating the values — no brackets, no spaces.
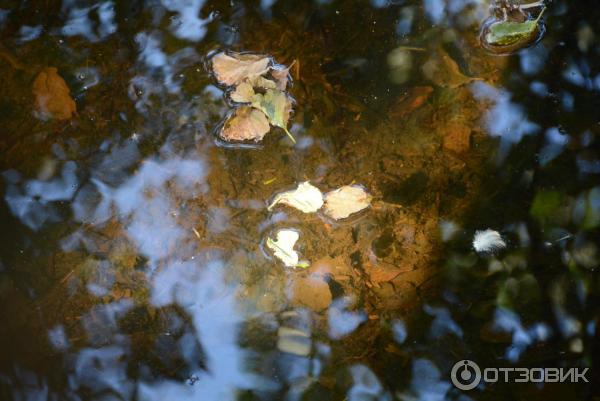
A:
252,89,295,143
220,106,270,142
323,185,372,220
485,9,545,46
422,48,480,88
32,67,76,120
266,229,307,268
472,229,506,253
268,182,324,213
211,52,271,86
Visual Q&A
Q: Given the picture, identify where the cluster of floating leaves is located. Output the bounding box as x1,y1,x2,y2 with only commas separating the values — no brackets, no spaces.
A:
266,182,372,268
210,51,296,143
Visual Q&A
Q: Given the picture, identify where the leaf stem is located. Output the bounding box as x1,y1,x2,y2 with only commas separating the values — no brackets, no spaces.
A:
283,127,296,144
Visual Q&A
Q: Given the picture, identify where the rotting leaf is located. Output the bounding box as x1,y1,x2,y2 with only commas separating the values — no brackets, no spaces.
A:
230,82,255,103
252,89,295,143
421,48,481,88
485,8,545,47
266,229,308,268
323,185,372,220
220,106,270,142
211,51,271,86
32,67,76,121
268,182,324,213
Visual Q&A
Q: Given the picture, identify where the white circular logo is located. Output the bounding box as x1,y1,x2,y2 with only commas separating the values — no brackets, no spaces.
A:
451,360,481,391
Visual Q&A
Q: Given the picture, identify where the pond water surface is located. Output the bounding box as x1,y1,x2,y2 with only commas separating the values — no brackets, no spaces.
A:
0,1,599,400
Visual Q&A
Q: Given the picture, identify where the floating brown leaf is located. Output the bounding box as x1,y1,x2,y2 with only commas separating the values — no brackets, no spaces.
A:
220,106,270,142
230,82,255,103
32,67,76,120
211,52,271,86
323,185,372,220
421,48,481,89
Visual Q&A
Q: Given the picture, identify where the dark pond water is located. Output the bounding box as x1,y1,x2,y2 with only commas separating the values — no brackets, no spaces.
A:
0,0,598,400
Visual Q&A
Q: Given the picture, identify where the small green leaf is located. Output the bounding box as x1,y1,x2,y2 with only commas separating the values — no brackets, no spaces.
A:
252,89,296,143
485,8,545,46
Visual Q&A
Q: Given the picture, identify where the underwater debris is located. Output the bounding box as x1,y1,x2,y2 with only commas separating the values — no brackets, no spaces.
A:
32,67,76,120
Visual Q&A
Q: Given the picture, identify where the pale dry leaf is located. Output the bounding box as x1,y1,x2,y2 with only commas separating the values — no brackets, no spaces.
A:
211,52,271,86
247,75,278,90
268,181,324,213
220,106,270,142
323,185,372,220
266,229,307,268
230,82,255,103
32,67,76,120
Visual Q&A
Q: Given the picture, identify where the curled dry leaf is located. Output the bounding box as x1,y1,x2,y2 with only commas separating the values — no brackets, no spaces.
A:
266,229,308,268
32,67,76,120
211,51,271,86
268,181,324,213
421,48,481,89
247,75,278,90
220,106,270,142
270,63,293,90
323,185,372,220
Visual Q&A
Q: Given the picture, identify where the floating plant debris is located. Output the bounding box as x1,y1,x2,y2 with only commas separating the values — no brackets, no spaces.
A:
268,182,324,213
323,185,372,220
210,51,296,143
266,229,308,268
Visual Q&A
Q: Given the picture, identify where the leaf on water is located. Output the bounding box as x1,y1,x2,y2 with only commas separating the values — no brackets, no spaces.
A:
268,181,324,213
422,48,481,89
270,63,293,90
266,229,308,268
485,8,545,46
252,89,296,143
211,51,271,86
219,106,270,142
32,67,76,121
323,185,372,220
247,75,278,90
229,82,255,103
472,229,506,253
